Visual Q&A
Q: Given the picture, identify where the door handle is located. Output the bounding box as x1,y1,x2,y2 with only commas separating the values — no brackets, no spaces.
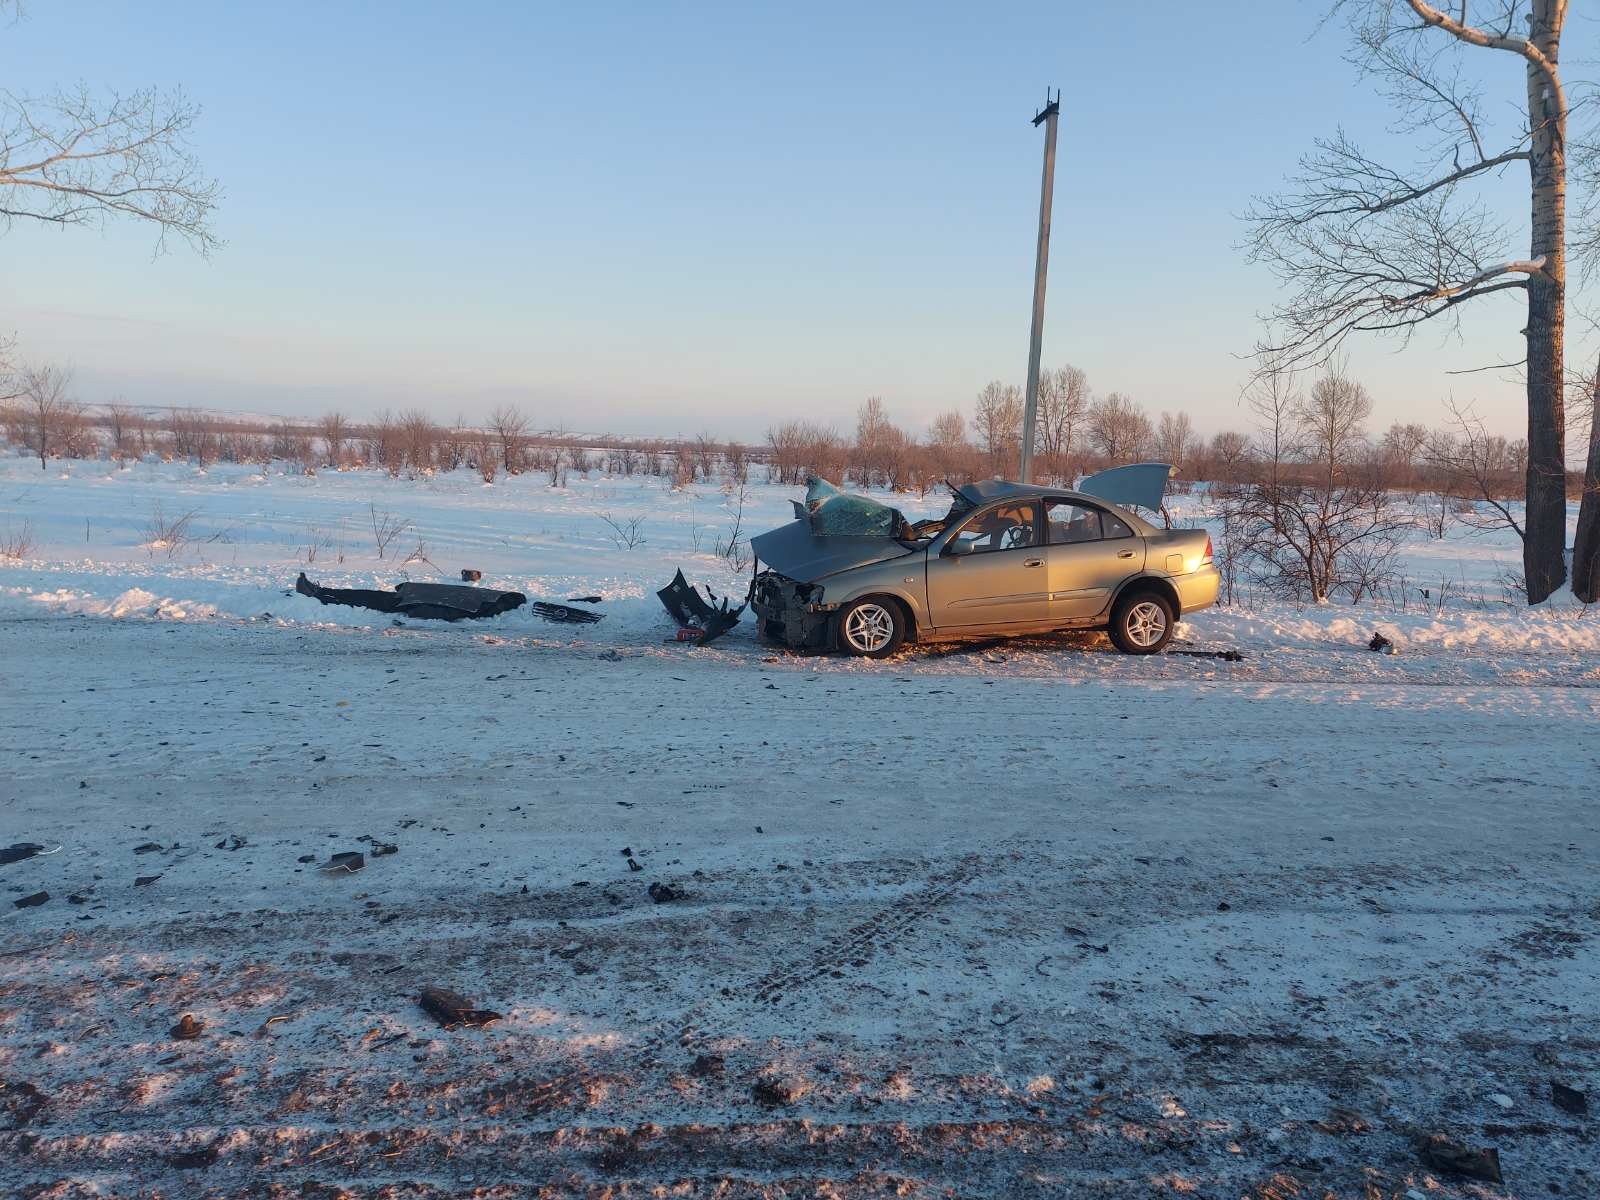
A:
1024,557,1043,568
1117,550,1135,559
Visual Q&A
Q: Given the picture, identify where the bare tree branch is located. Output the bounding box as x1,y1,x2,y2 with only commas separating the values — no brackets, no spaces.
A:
0,84,221,253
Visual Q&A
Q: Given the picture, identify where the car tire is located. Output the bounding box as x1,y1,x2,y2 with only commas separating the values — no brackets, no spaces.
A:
1108,590,1175,655
835,597,907,658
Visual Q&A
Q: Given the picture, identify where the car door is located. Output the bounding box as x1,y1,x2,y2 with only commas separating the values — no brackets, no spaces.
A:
925,500,1050,629
1043,499,1145,621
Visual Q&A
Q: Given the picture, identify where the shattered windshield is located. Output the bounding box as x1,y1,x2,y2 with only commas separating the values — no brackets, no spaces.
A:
800,477,910,539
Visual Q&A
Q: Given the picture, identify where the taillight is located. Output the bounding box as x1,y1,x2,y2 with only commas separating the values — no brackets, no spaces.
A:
1202,534,1214,564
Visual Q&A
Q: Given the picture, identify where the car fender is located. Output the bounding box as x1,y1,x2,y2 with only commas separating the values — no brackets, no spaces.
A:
1106,571,1181,618
819,562,927,636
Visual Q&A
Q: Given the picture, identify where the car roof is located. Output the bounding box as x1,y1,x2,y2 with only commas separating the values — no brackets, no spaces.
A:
951,478,1158,536
955,479,1109,507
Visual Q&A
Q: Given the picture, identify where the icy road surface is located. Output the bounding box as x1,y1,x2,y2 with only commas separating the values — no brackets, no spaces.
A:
2,614,1597,1199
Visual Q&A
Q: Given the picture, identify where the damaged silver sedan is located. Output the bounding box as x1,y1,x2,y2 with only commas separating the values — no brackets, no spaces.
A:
749,466,1219,657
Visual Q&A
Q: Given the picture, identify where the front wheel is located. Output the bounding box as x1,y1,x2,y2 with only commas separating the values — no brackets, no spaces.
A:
1108,591,1174,655
836,597,906,658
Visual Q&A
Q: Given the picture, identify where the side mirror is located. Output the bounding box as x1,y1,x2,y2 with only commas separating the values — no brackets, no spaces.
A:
943,539,972,558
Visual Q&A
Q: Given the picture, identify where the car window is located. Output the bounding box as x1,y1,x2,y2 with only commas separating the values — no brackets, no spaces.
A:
1102,512,1134,539
949,502,1038,555
1046,500,1136,544
1045,501,1103,544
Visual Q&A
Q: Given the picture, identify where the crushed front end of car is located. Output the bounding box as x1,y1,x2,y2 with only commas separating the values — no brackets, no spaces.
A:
751,570,835,650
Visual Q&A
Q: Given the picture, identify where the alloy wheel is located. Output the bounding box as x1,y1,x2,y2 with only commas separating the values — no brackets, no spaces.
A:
1125,600,1168,648
843,602,896,653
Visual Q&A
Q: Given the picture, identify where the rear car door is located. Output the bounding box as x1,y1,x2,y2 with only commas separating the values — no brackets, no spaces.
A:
1043,499,1144,620
925,500,1049,629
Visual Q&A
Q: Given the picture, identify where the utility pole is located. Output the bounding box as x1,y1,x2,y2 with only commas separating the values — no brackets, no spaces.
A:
1018,89,1059,484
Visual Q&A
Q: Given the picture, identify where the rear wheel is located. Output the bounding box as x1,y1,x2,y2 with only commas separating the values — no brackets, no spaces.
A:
1108,590,1174,655
836,597,906,658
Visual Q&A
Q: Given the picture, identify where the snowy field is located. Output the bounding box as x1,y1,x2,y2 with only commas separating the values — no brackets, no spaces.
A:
1,457,1598,1198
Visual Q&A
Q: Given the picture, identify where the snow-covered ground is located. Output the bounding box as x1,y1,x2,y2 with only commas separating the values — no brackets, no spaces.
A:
1,457,1597,1197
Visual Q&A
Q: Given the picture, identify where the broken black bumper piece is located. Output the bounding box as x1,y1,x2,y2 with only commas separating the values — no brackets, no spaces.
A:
295,573,526,622
657,569,744,644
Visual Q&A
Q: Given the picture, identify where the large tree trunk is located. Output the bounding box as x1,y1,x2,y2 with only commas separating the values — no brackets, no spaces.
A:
1523,0,1569,604
1572,364,1600,602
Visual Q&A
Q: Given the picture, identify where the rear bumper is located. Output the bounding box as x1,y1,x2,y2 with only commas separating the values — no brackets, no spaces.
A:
1173,566,1221,613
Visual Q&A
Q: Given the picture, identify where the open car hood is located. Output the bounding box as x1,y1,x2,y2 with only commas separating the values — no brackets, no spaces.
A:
750,520,914,583
1075,463,1172,511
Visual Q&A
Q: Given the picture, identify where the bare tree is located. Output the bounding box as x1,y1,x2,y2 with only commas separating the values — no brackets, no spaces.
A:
973,382,1023,472
853,396,895,487
15,363,78,468
488,405,529,476
319,411,348,468
1381,420,1430,485
103,400,139,462
1426,398,1530,537
1574,359,1600,599
926,409,974,483
167,407,217,467
1209,430,1252,485
1246,0,1575,601
1086,392,1151,462
1153,411,1195,476
1035,364,1089,478
268,420,311,465
368,410,403,476
1298,371,1373,479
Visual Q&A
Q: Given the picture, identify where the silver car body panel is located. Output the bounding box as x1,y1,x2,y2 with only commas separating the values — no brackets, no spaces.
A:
748,519,913,585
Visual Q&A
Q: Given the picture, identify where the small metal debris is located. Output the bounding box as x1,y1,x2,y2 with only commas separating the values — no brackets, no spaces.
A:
418,985,502,1029
1,843,44,866
13,892,48,910
134,875,161,887
1417,1134,1502,1184
322,852,364,874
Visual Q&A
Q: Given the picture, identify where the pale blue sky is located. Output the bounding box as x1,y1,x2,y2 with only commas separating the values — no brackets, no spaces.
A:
0,1,1572,440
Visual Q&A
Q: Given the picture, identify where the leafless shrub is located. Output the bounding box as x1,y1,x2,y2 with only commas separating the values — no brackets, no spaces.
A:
402,539,439,572
668,449,695,490
599,511,647,550
300,524,336,564
0,518,35,559
103,401,140,463
1423,401,1527,539
369,503,413,560
167,407,218,467
144,501,198,558
1220,365,1411,604
490,405,530,476
268,420,312,466
715,484,751,572
319,412,348,468
1496,566,1529,607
